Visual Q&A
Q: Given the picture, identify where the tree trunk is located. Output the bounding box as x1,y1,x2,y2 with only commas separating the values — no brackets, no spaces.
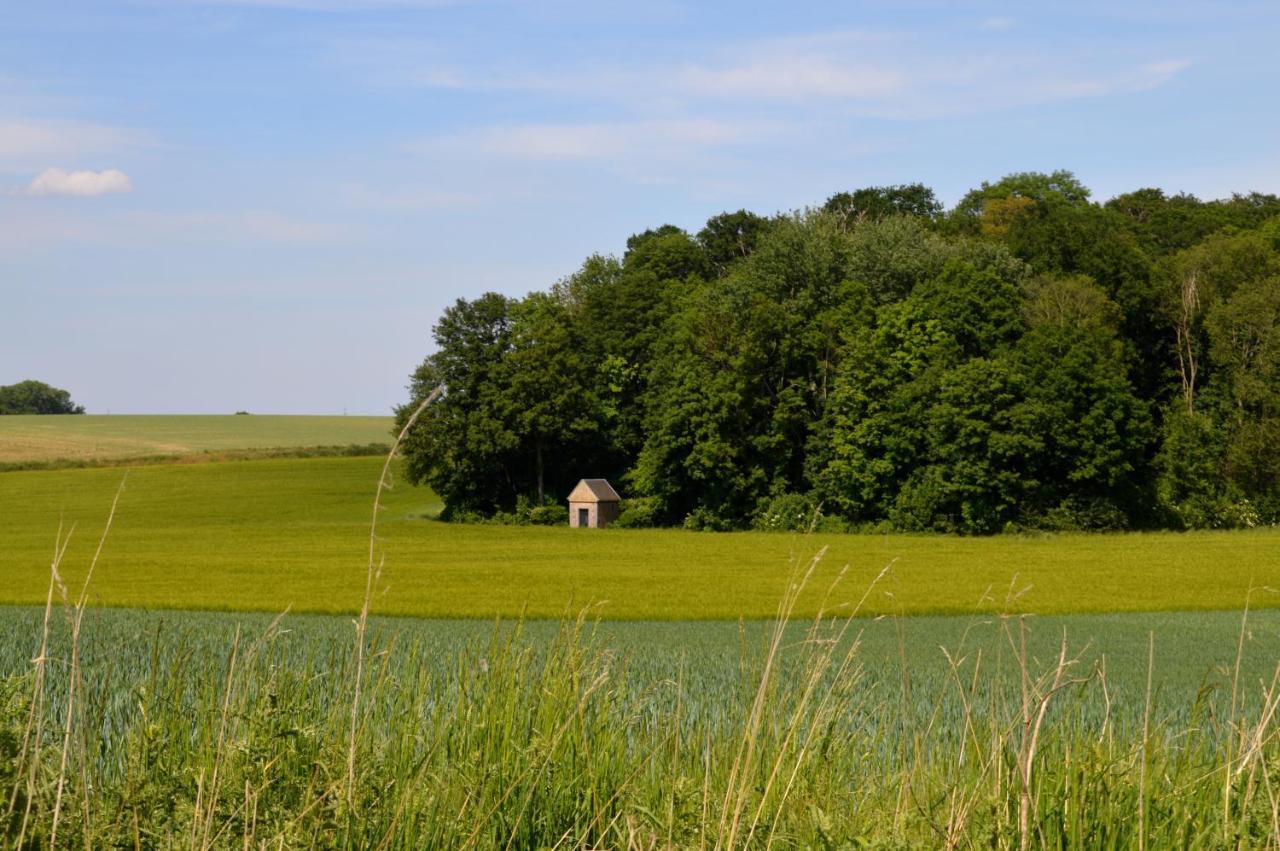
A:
1176,269,1200,415
536,439,544,504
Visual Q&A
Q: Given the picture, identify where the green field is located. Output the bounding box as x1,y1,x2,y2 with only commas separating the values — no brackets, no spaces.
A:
3,455,1279,619
5,600,1280,847
0,413,393,464
7,423,1280,847
4,605,1276,718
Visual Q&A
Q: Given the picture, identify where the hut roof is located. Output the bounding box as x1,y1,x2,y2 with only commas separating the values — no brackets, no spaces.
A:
568,478,621,503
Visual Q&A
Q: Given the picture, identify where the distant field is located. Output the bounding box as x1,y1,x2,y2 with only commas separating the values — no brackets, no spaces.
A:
2,456,1278,619
0,413,394,463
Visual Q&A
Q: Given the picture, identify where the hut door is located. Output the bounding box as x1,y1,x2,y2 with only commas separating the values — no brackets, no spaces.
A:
578,508,590,527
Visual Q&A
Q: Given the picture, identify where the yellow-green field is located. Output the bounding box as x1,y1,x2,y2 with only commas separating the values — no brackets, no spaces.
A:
0,413,393,464
2,456,1278,619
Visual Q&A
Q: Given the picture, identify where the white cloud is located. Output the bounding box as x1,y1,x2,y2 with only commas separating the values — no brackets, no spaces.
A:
26,167,133,197
981,17,1015,32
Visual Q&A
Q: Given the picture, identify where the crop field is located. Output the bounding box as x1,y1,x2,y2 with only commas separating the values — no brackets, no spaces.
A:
5,423,1280,845
6,599,1280,846
4,605,1279,722
0,413,393,465
3,455,1280,619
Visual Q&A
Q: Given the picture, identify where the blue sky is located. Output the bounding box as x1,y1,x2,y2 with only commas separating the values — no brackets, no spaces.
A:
2,0,1278,414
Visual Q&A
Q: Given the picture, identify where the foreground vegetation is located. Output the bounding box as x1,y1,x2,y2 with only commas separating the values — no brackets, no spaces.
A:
0,414,393,465
4,456,1280,619
5,588,1280,847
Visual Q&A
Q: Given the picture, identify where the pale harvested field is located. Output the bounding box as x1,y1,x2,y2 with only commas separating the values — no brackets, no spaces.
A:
0,414,392,463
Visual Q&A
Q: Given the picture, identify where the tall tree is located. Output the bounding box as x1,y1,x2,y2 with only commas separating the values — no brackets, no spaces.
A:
398,293,519,515
823,183,942,227
697,210,770,273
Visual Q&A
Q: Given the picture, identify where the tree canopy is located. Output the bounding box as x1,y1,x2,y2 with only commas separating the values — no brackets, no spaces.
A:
0,380,85,415
399,171,1280,532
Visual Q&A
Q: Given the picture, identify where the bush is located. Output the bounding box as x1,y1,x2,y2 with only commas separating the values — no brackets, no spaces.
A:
752,493,822,532
813,514,849,534
528,504,568,526
614,497,659,529
681,508,737,532
1037,497,1129,532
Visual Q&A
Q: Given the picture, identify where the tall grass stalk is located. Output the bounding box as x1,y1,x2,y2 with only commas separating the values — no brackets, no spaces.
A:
349,385,441,805
50,475,124,849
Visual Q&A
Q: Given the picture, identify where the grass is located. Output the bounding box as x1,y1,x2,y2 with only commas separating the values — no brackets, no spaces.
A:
6,591,1280,846
3,455,1280,619
0,413,394,464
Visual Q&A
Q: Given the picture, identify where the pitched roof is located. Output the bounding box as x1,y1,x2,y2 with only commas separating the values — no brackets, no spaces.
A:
568,478,621,503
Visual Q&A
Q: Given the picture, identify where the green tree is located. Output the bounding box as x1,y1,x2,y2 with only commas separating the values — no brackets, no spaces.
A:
398,293,520,515
502,291,602,504
952,169,1092,229
624,225,709,282
902,357,1043,533
1205,274,1280,520
0,380,85,415
812,261,1023,527
823,183,942,227
632,212,866,526
697,210,770,273
1012,321,1154,527
1155,408,1239,528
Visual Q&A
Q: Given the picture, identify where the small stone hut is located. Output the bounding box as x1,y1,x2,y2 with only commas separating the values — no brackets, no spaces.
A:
567,479,621,528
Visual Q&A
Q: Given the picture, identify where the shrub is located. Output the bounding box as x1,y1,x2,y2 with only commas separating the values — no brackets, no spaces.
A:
528,504,568,526
681,508,737,531
614,497,659,528
752,493,822,532
1038,497,1128,532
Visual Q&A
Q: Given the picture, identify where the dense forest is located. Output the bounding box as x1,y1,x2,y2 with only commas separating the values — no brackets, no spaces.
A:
398,171,1280,533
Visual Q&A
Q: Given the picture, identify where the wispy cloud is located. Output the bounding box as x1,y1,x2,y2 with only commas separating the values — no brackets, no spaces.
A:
0,208,351,250
0,118,143,166
415,118,779,162
335,27,1192,125
167,0,463,9
26,167,133,197
339,181,484,209
676,57,904,100
1024,58,1191,102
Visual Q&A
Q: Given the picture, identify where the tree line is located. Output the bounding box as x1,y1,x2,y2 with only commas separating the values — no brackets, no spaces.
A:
398,171,1280,533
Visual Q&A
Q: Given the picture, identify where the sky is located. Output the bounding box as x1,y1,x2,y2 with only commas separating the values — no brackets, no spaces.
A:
2,0,1278,414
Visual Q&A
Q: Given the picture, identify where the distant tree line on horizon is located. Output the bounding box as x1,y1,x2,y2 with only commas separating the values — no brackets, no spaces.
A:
0,380,84,415
398,171,1280,533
